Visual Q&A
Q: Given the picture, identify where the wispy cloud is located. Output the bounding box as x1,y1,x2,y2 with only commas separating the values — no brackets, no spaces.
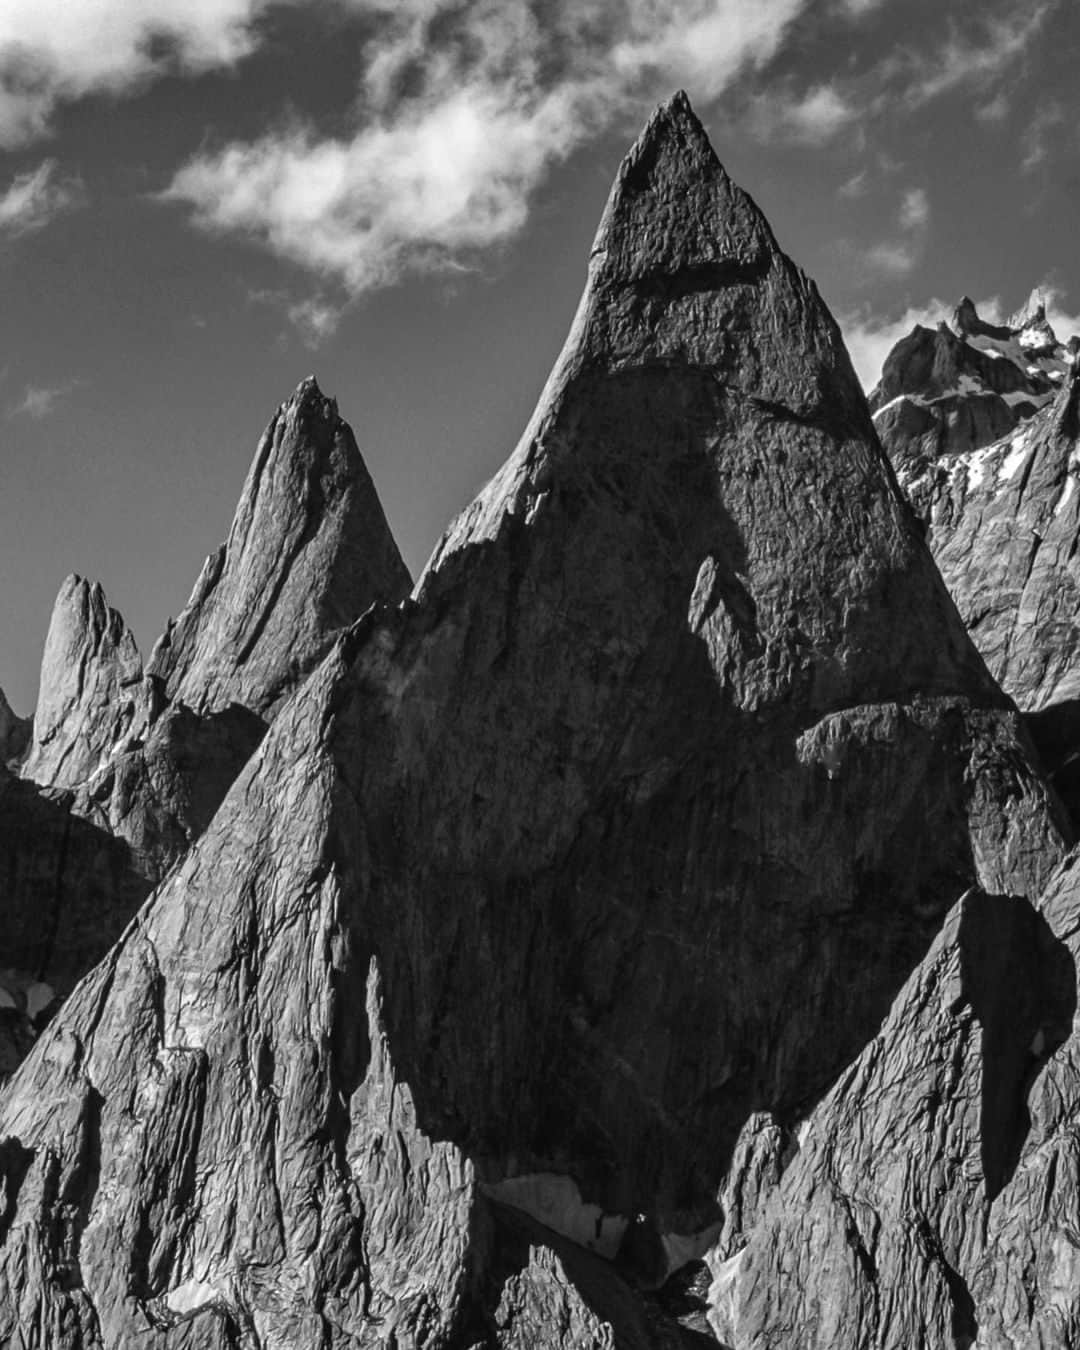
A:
1021,99,1066,172
898,187,929,231
288,297,345,348
0,0,268,146
849,183,931,282
0,158,84,238
890,7,1052,108
9,377,83,419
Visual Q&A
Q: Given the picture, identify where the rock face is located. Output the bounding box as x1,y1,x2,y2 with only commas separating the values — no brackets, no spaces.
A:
146,376,412,720
0,381,410,1083
0,93,1068,1348
879,315,1080,819
872,293,1075,520
22,577,142,789
716,868,1080,1350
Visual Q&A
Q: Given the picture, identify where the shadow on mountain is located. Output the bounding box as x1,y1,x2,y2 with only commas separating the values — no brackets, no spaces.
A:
1025,699,1080,832
0,768,150,991
958,890,1076,1202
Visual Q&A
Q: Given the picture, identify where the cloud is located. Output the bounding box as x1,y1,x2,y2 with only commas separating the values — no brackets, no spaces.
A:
0,0,269,145
0,158,84,237
898,187,929,231
10,377,82,419
974,91,1010,123
288,297,345,347
892,7,1052,108
747,82,858,144
164,0,824,295
849,183,930,282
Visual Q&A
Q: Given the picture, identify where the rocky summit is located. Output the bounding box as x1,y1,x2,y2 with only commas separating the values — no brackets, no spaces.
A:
0,92,1078,1349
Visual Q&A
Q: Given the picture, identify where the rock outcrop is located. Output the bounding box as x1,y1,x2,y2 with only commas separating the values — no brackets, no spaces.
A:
0,93,1068,1348
879,326,1080,819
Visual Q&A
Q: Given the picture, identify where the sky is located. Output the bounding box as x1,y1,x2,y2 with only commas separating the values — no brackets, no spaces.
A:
2,0,1080,714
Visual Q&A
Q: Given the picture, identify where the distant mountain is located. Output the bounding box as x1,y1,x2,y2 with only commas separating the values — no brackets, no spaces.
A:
872,296,1080,820
0,93,1070,1350
872,291,1077,515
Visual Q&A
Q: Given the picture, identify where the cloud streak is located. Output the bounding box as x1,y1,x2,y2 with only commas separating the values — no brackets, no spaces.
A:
9,377,83,419
0,0,275,147
0,159,84,238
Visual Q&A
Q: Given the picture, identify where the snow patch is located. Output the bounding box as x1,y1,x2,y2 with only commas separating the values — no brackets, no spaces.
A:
999,434,1033,483
165,1279,222,1315
1056,477,1076,517
872,393,926,419
956,445,994,493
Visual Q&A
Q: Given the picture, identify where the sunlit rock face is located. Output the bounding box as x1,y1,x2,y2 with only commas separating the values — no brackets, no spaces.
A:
0,382,412,1082
145,374,412,721
872,290,1076,508
0,94,1070,1349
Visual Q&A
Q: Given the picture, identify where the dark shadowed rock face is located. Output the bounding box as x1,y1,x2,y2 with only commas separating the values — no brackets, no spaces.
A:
0,94,1069,1348
146,375,412,720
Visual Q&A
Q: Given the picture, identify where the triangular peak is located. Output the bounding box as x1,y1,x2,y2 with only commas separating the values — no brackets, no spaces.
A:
148,376,411,719
589,90,775,288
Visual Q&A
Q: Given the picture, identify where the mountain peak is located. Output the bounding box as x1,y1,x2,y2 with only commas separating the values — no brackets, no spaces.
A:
589,90,773,291
23,573,142,788
289,372,337,421
147,379,410,718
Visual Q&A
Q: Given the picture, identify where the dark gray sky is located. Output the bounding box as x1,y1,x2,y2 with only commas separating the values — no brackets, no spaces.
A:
2,0,1079,713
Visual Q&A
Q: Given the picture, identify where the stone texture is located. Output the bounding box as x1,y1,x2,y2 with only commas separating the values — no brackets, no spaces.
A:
0,93,1069,1348
715,862,1080,1350
146,375,412,720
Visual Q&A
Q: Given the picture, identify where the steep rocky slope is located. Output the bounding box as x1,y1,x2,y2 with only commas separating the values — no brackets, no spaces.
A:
875,302,1080,818
0,380,410,1080
0,94,1067,1349
716,857,1080,1350
145,375,412,720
